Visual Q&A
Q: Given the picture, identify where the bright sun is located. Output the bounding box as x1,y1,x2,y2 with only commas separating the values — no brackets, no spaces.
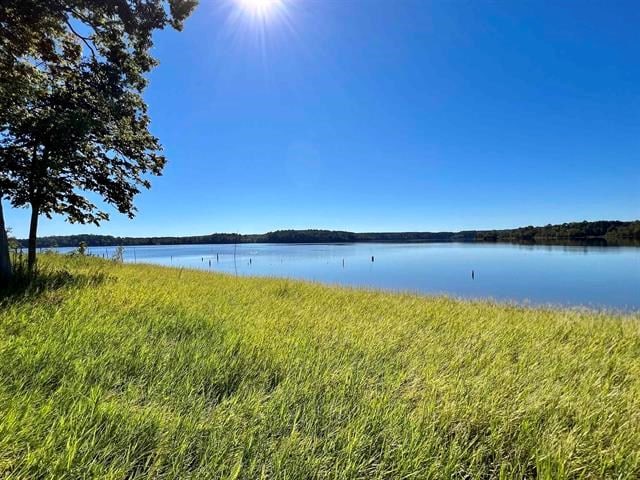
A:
237,0,284,20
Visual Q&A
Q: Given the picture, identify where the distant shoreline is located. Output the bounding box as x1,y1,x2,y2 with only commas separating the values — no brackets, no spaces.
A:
45,238,640,249
19,220,640,248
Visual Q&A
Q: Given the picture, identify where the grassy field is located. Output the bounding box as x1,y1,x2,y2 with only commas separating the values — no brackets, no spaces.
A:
0,254,638,479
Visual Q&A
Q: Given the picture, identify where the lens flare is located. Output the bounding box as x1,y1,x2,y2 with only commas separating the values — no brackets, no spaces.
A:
237,0,284,20
219,0,296,65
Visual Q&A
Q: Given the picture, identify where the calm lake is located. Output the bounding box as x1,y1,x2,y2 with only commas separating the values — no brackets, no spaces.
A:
60,242,640,311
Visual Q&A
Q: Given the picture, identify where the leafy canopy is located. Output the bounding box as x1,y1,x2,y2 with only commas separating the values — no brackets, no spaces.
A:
0,0,197,224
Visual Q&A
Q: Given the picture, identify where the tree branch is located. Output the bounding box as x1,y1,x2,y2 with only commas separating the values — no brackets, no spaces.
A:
64,19,96,59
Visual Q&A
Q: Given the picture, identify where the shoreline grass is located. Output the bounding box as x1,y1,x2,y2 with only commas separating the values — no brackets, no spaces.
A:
1,254,639,478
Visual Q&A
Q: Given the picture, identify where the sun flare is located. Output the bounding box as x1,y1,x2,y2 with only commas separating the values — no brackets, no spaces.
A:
237,0,284,20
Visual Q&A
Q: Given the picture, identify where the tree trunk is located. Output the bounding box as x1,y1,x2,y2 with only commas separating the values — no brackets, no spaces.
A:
27,203,39,276
0,196,11,286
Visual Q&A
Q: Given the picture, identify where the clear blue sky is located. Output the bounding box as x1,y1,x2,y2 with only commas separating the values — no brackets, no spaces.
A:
6,0,640,237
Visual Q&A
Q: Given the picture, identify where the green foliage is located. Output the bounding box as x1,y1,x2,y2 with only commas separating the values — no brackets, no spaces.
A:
0,254,638,478
112,245,125,263
0,201,10,284
0,0,196,222
0,0,198,271
0,258,105,300
7,237,19,253
476,220,640,243
20,220,640,248
76,241,88,256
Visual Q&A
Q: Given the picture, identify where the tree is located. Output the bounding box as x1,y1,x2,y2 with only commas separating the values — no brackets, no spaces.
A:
0,199,10,285
0,0,198,275
76,241,88,256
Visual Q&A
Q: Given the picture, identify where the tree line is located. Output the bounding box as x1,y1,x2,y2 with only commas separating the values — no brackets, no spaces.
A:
18,220,640,248
0,0,198,285
473,220,640,243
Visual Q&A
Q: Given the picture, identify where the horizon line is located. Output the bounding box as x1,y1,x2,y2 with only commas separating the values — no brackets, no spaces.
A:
18,218,640,241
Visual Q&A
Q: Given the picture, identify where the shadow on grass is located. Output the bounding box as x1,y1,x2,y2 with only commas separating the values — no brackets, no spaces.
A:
0,267,109,305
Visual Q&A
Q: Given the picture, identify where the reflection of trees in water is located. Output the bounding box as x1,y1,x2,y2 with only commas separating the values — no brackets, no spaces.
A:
509,238,640,248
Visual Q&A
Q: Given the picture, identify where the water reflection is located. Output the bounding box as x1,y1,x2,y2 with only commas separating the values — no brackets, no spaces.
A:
56,242,640,311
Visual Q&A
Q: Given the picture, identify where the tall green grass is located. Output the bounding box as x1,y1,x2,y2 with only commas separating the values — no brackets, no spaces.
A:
0,254,638,479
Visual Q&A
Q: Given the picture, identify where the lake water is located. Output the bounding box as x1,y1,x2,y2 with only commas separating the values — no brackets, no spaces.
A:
60,242,640,311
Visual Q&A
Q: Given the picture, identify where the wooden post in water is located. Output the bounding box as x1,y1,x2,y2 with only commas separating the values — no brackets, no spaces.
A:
471,270,475,280
233,238,238,276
